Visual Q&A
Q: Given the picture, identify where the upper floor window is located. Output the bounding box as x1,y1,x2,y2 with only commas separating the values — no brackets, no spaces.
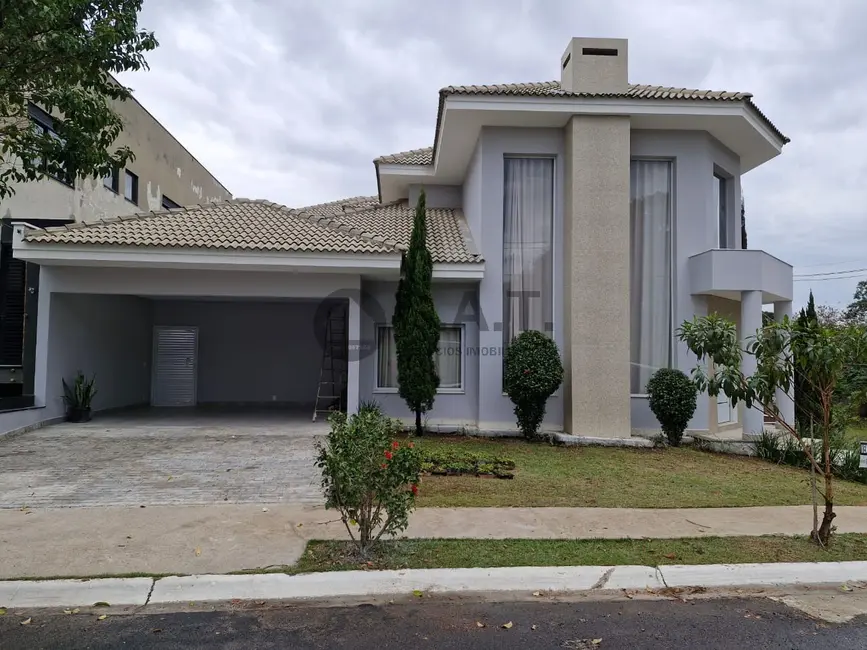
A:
630,160,673,395
714,174,729,248
28,103,73,187
502,156,554,349
161,195,180,210
103,168,119,193
124,170,139,204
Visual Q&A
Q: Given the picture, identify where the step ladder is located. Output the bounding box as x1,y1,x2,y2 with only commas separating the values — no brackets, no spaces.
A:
312,304,348,422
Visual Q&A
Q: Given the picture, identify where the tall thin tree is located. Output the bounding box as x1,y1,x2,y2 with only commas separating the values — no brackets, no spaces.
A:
393,190,440,435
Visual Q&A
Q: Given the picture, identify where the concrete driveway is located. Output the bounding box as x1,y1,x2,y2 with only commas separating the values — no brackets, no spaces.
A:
0,410,329,508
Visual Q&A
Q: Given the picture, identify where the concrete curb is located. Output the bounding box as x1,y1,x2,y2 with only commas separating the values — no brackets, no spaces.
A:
3,562,867,609
0,578,153,608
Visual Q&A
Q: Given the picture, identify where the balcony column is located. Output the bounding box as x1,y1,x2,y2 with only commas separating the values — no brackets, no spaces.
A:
774,300,795,428
740,290,764,434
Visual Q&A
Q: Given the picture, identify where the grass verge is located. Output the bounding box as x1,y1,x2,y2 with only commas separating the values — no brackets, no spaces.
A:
289,535,867,573
407,436,867,508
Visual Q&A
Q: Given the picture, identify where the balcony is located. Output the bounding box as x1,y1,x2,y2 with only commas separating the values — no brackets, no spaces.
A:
688,249,793,303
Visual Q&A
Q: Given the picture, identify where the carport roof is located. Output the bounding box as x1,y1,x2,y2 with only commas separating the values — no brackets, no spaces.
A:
21,197,483,264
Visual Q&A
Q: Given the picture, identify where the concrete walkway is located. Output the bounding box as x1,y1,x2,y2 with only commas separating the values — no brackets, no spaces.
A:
3,504,867,579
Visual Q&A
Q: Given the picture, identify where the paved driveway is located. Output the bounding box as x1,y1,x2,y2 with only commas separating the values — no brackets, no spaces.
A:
0,411,328,508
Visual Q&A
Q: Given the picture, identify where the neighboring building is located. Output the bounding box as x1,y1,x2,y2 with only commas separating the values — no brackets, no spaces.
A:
1,37,792,439
0,92,230,411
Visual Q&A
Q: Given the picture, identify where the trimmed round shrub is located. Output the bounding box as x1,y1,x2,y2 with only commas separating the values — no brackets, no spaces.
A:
503,331,564,440
646,368,698,447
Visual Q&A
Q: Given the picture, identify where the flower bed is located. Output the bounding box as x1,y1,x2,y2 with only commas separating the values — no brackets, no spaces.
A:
421,450,516,479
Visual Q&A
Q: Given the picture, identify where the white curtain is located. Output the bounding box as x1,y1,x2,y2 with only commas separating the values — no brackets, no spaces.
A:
437,327,462,389
630,160,672,394
377,326,397,389
503,157,554,346
378,326,463,390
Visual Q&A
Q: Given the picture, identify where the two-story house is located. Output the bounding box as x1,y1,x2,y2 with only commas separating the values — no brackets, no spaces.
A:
0,89,231,413
0,37,792,439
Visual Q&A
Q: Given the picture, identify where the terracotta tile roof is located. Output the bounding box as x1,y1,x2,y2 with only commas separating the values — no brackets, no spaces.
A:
375,81,788,164
23,198,482,264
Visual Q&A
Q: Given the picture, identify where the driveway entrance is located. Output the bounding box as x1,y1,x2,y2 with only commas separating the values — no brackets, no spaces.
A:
0,410,328,508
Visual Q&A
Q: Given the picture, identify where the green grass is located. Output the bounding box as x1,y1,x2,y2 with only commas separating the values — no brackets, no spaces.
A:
846,423,867,444
407,436,867,508
291,535,867,573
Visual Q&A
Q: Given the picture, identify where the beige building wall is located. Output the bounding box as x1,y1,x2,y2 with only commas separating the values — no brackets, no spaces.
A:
563,115,632,437
0,95,230,223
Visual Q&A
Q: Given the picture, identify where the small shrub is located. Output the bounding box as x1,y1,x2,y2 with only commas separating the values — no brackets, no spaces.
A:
317,410,422,556
421,450,515,479
646,368,698,447
503,331,564,440
357,399,383,416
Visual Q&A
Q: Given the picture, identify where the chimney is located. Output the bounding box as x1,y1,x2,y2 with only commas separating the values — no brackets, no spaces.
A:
560,37,628,94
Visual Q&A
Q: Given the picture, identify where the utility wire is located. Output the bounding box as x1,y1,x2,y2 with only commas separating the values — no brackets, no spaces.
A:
794,267,867,278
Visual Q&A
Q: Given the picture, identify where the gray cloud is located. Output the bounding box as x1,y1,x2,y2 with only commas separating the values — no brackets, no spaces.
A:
118,0,867,308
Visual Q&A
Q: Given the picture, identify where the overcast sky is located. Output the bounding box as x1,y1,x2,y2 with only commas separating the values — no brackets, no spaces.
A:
118,0,867,310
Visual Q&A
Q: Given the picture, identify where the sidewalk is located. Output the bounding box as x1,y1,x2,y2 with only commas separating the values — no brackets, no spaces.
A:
3,504,867,579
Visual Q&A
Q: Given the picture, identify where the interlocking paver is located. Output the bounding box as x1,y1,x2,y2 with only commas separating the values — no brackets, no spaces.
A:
0,411,328,508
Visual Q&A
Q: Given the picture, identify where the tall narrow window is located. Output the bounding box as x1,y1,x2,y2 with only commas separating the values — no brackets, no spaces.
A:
714,174,728,248
124,170,139,204
630,160,673,395
503,157,554,348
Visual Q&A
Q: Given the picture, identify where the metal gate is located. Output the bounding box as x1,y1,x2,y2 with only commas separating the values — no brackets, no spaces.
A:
151,327,198,407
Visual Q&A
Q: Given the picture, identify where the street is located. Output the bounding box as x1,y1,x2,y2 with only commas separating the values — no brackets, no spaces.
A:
2,593,866,649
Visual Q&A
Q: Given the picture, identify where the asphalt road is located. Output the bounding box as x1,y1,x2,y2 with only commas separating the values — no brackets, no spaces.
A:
2,596,866,649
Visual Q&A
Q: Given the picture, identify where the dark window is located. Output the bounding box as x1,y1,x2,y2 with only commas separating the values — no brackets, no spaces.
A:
28,103,74,187
124,170,139,204
161,195,180,210
103,168,120,193
714,174,728,248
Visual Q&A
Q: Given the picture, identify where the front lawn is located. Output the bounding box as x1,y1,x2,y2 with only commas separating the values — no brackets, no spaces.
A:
409,436,867,508
293,535,867,573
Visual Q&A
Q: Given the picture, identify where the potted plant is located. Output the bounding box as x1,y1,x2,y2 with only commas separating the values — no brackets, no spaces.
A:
62,372,97,423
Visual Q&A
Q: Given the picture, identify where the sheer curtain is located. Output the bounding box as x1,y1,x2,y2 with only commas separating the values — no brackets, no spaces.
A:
503,157,554,347
630,160,672,394
437,327,462,389
377,326,397,388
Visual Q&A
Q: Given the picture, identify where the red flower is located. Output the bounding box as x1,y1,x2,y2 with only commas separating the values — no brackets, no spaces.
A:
381,463,387,469
384,451,393,460
411,484,419,495
392,441,400,450
523,369,531,375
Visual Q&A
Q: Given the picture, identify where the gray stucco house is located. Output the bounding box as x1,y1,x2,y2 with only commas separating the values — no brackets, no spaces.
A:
1,36,793,439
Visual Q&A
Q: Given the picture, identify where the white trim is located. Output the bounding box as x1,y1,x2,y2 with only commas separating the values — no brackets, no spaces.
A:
375,164,434,177
11,228,485,279
374,323,466,394
444,95,786,151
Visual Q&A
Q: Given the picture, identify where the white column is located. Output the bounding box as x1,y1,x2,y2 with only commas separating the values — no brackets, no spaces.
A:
741,290,764,434
345,293,361,415
33,267,53,409
774,300,795,428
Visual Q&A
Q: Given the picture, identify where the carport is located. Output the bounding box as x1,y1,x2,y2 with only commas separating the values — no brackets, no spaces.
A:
22,263,367,428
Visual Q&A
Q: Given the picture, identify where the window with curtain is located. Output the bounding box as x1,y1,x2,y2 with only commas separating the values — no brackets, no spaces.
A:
630,160,673,395
503,157,554,349
713,174,728,248
376,325,463,391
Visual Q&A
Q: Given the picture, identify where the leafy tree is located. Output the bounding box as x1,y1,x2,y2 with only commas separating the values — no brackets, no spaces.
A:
317,410,422,556
845,281,867,326
0,0,158,199
393,190,440,436
741,197,747,249
679,313,867,547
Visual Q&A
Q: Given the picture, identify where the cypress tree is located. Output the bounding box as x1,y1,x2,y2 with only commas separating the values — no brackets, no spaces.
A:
794,291,821,432
393,190,440,435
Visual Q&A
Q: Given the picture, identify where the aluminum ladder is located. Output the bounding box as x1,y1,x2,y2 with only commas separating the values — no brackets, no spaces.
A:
312,304,347,422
